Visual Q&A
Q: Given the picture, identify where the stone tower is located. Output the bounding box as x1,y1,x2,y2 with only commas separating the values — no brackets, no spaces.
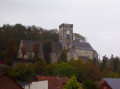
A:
59,23,73,49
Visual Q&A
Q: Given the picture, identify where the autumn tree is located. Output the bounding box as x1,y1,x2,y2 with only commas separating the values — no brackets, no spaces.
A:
81,62,102,81
21,45,27,60
58,49,67,63
4,39,17,66
64,75,82,89
33,43,40,59
43,40,52,64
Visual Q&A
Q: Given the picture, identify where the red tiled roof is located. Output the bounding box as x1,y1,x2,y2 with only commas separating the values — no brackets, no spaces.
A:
0,73,23,89
95,80,105,87
36,76,69,89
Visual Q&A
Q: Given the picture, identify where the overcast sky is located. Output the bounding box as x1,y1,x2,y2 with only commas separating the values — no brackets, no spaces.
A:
1,0,120,59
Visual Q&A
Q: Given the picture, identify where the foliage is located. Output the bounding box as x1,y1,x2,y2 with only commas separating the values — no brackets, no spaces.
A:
33,57,46,75
44,64,56,76
4,39,17,65
54,62,78,77
0,24,59,60
58,49,67,63
102,69,119,78
64,75,82,89
9,64,35,82
73,33,86,42
83,79,99,89
21,45,28,60
81,62,102,81
100,55,108,71
32,43,40,59
43,40,52,64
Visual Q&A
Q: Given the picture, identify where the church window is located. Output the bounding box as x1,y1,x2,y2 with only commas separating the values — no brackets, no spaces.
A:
67,34,69,39
67,30,70,39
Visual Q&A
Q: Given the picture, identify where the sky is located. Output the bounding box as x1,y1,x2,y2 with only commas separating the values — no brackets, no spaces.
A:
1,0,120,59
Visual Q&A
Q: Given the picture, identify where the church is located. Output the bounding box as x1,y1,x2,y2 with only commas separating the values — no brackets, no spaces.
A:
18,23,98,62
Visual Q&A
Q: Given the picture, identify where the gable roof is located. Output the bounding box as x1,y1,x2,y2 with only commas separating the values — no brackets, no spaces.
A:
0,73,23,89
36,75,69,89
74,42,94,51
103,78,120,89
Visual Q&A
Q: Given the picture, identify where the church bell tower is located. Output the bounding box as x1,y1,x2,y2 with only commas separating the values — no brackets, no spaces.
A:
59,23,73,49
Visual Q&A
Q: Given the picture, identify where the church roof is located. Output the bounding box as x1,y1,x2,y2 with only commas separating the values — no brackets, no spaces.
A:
74,42,94,51
21,40,62,55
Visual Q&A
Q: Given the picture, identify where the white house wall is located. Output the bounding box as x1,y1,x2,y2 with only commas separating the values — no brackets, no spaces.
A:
30,80,48,89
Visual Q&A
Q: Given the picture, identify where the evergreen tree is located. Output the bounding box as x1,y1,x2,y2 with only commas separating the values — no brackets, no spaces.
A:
64,75,82,89
43,40,52,64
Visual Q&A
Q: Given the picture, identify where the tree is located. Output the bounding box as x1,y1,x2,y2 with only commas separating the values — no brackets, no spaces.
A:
81,62,102,81
44,64,56,76
4,39,17,65
100,55,108,71
9,63,35,82
33,43,40,59
43,40,52,64
83,79,99,89
58,49,67,63
54,62,78,77
33,57,46,75
64,75,82,89
21,45,28,60
92,58,99,67
68,58,85,82
73,33,86,42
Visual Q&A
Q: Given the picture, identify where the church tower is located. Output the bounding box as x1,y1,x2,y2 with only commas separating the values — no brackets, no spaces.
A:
59,23,73,49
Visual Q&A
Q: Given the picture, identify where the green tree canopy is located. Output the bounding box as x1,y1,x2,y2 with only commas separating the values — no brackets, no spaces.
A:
64,75,82,89
54,62,78,77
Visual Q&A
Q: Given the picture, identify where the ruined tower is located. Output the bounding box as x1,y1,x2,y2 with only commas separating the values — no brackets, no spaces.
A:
59,23,73,49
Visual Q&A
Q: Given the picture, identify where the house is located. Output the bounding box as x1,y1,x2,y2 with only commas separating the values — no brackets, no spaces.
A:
0,73,23,89
18,82,31,89
18,23,98,62
96,80,112,89
18,80,48,89
103,78,120,89
36,75,69,89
